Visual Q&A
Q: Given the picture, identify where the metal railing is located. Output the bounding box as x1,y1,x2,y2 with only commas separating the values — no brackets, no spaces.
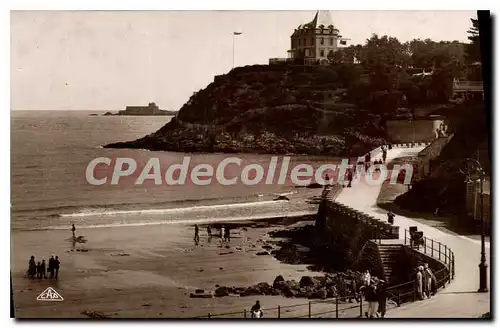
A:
195,230,454,319
404,229,455,282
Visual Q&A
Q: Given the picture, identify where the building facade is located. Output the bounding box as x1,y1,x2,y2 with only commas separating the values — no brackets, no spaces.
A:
288,11,343,64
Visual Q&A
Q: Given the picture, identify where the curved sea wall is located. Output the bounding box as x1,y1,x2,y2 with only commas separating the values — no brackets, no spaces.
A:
316,185,453,289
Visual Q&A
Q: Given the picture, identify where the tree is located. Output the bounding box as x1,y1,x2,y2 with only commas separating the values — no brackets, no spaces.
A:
327,50,344,64
465,18,481,64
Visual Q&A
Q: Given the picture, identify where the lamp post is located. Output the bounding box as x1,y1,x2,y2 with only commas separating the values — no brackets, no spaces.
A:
460,158,488,292
232,32,242,69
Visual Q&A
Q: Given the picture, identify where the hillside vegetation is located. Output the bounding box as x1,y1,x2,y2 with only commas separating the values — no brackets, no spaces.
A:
105,31,479,156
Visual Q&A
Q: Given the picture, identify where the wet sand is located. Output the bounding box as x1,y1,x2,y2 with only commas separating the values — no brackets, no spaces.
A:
12,214,356,318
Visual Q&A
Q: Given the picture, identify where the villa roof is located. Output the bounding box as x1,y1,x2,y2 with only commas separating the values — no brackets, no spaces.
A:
300,10,337,30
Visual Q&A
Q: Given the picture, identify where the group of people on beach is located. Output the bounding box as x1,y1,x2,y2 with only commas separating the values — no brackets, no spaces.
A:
415,263,437,300
27,255,60,280
26,224,76,280
194,224,230,245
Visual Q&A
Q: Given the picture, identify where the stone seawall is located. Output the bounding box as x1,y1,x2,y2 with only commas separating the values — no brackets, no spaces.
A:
317,187,453,287
315,192,399,269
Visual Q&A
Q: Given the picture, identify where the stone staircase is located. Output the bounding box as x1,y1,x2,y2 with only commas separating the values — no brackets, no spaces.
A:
378,243,403,284
322,184,343,201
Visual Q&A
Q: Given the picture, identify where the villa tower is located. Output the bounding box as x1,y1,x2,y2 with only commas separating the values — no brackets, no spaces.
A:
288,11,343,64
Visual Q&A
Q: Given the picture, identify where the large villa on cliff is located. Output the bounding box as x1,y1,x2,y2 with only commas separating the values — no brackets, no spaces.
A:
269,10,350,65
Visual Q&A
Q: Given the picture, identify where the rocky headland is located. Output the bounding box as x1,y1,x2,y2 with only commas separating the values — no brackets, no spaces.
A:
104,64,389,156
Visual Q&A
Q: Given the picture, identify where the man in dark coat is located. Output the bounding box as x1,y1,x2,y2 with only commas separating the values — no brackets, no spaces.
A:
347,169,353,187
40,259,47,279
54,256,60,279
28,256,36,278
376,281,387,318
36,261,42,279
48,255,55,279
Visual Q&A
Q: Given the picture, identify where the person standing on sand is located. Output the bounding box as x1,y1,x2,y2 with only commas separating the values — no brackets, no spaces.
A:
36,261,42,279
194,224,200,244
347,168,353,188
207,225,212,237
387,211,395,225
220,226,225,244
28,256,36,279
48,255,55,279
54,256,60,279
361,281,377,318
71,224,76,238
40,259,47,279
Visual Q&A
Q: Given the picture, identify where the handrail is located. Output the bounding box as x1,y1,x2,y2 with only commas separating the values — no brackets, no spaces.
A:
196,177,454,319
195,232,455,318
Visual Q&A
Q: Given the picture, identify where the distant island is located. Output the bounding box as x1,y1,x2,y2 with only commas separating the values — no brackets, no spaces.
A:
103,102,177,116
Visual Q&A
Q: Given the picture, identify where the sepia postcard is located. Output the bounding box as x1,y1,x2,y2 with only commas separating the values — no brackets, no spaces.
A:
10,9,491,319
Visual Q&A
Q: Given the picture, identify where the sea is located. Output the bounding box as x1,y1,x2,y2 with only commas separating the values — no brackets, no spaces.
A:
11,111,340,231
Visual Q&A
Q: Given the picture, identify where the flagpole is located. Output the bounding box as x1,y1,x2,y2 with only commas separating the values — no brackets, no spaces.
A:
232,33,235,69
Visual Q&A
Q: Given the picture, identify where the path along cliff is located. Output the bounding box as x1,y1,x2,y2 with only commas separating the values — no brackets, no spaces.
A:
336,146,490,318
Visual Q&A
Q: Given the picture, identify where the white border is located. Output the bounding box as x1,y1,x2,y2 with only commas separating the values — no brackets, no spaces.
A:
3,1,499,328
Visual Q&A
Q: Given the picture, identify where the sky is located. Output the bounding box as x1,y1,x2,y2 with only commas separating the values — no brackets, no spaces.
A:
11,10,477,111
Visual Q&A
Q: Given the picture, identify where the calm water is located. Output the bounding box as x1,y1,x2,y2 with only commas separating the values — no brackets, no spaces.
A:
11,111,339,231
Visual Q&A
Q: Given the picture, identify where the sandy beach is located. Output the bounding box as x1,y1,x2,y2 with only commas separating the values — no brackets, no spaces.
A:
12,213,364,318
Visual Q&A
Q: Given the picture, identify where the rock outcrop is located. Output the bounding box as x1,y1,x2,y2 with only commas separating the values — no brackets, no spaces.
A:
104,64,388,156
207,272,362,300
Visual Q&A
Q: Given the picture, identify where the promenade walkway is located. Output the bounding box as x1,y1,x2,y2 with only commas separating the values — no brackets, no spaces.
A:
336,147,491,318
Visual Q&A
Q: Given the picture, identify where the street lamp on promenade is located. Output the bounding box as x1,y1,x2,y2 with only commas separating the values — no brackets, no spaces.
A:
459,158,488,293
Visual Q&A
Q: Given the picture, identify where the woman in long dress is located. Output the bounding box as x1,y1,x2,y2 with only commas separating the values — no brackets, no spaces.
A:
416,266,424,300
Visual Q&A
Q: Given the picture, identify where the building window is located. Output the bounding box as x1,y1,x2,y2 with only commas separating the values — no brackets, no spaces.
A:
320,37,324,45
305,49,309,57
320,49,324,57
330,38,334,46
304,38,307,46
311,38,314,45
298,38,301,46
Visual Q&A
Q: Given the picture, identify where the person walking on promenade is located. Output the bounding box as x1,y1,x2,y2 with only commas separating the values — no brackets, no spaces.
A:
424,263,435,297
206,224,212,237
376,280,387,318
361,281,377,318
71,224,76,238
387,211,395,225
194,224,200,244
54,256,60,279
382,147,387,163
416,266,424,300
347,168,353,188
224,226,230,242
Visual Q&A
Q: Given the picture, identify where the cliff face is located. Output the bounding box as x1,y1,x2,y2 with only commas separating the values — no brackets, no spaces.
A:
105,64,387,156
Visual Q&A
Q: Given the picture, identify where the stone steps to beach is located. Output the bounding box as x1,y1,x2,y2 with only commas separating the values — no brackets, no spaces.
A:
377,244,403,284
